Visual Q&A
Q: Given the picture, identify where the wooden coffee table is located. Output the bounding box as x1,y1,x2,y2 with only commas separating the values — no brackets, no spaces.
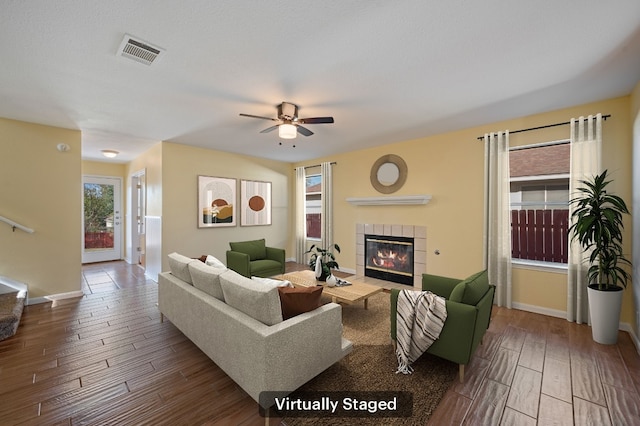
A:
281,270,383,309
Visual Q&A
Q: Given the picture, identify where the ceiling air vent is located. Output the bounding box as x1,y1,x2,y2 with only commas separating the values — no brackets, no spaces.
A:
117,34,164,66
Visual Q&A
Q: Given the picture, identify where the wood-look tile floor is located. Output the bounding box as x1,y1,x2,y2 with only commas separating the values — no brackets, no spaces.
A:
1,261,639,425
428,305,640,425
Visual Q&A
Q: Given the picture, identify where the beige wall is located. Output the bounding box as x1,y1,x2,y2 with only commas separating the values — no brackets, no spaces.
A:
124,142,163,265
0,118,81,298
631,80,640,119
631,80,640,338
82,160,126,178
295,95,635,326
158,142,291,273
126,143,163,217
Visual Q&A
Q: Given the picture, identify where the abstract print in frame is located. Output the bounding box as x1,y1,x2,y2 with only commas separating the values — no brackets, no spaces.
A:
198,175,236,228
240,180,271,226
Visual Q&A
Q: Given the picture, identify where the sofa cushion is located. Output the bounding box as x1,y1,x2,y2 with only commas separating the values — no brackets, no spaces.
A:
204,254,226,269
460,270,489,305
219,269,283,326
168,252,195,284
448,279,466,303
251,276,293,288
189,261,226,301
229,239,267,261
278,286,324,320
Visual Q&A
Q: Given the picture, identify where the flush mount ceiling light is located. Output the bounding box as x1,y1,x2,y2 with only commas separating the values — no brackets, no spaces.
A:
278,123,297,139
101,150,119,158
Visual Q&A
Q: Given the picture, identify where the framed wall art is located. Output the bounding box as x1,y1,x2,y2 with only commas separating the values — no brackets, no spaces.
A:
240,179,271,226
198,175,236,228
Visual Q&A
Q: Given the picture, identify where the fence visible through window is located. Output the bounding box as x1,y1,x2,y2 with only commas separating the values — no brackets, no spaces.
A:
84,231,115,249
306,213,321,239
511,209,569,263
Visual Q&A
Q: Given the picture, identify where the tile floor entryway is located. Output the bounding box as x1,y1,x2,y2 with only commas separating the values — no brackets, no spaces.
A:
81,261,156,294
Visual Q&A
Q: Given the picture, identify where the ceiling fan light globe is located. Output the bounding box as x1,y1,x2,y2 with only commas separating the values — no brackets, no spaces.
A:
279,123,297,139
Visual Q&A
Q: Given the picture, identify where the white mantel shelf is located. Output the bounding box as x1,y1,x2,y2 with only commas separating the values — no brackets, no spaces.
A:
345,195,432,206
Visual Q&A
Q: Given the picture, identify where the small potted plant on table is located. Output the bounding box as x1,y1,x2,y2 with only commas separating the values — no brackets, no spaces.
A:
569,170,631,344
305,243,340,281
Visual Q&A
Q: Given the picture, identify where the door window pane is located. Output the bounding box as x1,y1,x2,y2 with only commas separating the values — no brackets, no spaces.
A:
84,183,115,250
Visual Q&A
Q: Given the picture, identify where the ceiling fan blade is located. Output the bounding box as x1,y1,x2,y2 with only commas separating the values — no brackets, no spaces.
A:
240,113,279,122
260,125,279,134
297,125,314,136
298,116,334,124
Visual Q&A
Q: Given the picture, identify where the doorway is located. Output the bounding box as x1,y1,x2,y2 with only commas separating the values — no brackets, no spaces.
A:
82,176,122,263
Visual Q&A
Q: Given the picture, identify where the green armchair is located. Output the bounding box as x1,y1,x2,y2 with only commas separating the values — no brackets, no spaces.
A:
226,239,285,278
390,270,495,382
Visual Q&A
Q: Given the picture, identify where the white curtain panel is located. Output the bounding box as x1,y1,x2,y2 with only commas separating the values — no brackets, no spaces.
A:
321,162,333,251
295,166,306,264
484,131,512,308
567,114,602,324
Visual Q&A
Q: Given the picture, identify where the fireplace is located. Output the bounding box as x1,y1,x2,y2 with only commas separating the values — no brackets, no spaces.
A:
364,234,414,286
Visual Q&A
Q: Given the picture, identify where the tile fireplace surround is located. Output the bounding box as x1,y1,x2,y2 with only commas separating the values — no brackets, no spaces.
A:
356,223,426,289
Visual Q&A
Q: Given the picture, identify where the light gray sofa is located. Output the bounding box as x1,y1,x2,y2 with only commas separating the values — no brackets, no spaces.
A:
158,253,352,408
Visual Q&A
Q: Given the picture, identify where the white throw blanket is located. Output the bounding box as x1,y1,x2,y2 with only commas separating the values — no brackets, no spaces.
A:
395,290,447,374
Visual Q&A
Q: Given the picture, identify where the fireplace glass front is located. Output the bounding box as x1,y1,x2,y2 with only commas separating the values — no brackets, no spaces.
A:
364,234,414,285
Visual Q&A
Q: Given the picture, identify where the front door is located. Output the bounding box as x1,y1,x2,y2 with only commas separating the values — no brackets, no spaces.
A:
82,176,122,263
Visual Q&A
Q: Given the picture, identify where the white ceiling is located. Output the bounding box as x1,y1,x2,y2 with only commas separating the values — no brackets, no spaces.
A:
1,1,640,163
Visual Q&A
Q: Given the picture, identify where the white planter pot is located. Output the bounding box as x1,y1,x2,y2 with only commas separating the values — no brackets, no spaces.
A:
587,285,623,345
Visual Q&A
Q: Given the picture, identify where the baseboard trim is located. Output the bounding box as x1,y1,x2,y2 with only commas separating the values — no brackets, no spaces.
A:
620,323,640,355
511,302,566,319
27,290,84,305
144,272,158,283
513,302,640,355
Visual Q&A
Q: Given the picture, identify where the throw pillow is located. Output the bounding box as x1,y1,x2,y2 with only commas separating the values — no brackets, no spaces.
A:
219,269,283,326
189,260,226,301
278,286,324,320
460,270,489,305
448,280,466,303
251,276,293,288
205,254,226,269
168,252,195,284
229,239,267,261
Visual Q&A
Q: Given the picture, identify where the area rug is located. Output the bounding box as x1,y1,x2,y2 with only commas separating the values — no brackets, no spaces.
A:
281,292,457,425
338,290,393,346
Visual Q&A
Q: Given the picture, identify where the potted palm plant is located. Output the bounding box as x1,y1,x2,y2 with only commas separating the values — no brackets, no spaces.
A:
305,243,340,281
568,169,631,344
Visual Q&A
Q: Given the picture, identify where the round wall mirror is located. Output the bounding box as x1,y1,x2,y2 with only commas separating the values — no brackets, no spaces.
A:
377,162,400,185
370,154,407,194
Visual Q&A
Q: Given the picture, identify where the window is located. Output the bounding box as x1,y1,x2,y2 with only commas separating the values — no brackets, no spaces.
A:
305,174,321,239
509,142,570,264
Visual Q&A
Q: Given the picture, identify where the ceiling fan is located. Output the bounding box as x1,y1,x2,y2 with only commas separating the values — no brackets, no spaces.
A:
239,102,334,139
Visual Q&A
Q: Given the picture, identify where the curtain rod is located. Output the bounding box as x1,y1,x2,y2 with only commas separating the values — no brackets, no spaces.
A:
303,161,337,169
476,114,611,141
